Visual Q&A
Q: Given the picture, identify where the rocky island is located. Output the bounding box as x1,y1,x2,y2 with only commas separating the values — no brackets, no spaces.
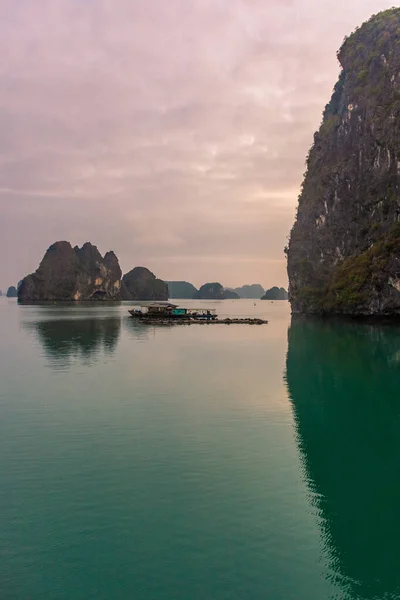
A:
235,284,265,299
261,287,288,300
18,242,122,301
224,289,240,299
195,282,239,300
167,281,198,299
122,267,168,301
6,286,18,298
18,241,169,302
287,9,400,316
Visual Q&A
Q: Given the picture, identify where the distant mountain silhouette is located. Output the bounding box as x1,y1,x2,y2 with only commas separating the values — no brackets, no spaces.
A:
261,287,288,300
122,267,168,301
167,281,198,299
194,282,229,300
234,284,265,299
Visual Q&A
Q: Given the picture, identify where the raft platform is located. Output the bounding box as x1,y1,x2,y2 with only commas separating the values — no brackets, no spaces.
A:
128,303,268,325
129,317,268,326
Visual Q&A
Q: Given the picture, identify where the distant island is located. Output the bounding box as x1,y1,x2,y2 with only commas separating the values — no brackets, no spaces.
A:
122,267,168,301
261,287,288,300
18,241,169,302
194,282,239,300
234,284,265,299
6,286,18,298
167,281,198,299
168,281,240,300
224,288,240,299
16,240,283,304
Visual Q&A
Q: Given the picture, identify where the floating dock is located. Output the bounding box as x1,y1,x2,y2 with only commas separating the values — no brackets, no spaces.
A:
128,304,268,325
129,316,268,326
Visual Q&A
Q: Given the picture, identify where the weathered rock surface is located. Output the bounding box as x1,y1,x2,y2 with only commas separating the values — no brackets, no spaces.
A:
287,9,400,316
261,287,288,300
122,267,168,301
6,286,18,298
18,241,122,301
235,284,265,299
167,281,198,299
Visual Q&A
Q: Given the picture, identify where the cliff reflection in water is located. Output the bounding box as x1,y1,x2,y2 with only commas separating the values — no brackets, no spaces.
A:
32,317,121,368
286,318,400,599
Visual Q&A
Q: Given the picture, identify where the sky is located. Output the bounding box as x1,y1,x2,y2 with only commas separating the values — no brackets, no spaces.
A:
0,0,397,291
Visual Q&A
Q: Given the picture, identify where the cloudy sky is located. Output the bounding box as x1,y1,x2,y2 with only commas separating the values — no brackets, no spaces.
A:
0,0,396,291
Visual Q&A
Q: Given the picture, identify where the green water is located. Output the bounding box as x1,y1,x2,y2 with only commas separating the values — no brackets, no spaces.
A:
1,299,400,599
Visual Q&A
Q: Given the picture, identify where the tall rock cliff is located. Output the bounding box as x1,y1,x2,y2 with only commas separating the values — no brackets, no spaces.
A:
288,9,400,316
18,241,122,301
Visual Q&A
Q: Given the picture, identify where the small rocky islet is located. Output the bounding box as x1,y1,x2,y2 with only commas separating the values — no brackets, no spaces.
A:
261,287,288,301
287,8,400,317
6,286,18,298
194,282,239,300
166,281,199,299
235,284,265,299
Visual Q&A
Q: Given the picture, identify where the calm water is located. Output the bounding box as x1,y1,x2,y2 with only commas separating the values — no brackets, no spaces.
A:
1,298,400,599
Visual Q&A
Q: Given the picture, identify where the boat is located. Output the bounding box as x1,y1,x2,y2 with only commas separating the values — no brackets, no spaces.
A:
128,303,217,321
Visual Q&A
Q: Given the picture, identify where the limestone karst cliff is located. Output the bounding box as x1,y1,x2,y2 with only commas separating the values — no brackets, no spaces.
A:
18,242,122,301
287,9,400,316
18,242,170,302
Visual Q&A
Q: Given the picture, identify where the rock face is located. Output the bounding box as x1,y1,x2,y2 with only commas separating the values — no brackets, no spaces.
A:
122,267,168,301
235,284,265,299
167,281,198,299
261,287,288,300
195,282,228,300
18,241,122,301
287,9,400,316
6,286,18,298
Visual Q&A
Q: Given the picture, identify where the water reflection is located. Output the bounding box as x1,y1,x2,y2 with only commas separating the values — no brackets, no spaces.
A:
286,318,400,600
29,317,121,369
123,317,161,341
